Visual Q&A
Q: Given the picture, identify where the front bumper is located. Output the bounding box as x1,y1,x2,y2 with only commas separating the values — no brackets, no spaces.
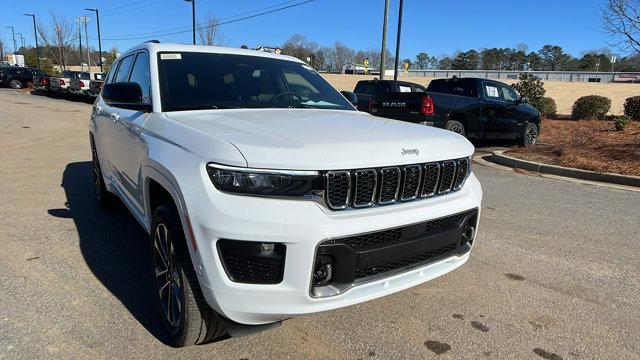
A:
185,172,482,325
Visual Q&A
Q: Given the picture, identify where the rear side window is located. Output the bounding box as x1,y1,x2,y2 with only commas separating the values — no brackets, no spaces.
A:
113,55,135,82
483,82,500,100
128,52,151,103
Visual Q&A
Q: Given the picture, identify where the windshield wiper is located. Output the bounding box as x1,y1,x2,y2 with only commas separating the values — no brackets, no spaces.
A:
269,103,317,109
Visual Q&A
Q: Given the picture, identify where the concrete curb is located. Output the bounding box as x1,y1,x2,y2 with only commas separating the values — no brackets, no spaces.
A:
490,150,640,188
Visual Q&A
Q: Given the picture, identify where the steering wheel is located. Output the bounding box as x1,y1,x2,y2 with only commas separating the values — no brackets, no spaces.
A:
271,91,302,103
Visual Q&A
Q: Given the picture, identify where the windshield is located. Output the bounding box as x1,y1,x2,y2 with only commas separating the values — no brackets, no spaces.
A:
157,52,355,112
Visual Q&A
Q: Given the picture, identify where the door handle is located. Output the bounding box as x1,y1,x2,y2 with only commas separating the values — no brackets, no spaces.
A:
110,113,121,123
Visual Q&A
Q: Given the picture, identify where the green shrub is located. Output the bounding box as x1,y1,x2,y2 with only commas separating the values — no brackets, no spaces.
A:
512,72,546,112
623,96,640,121
571,95,611,119
538,97,557,118
614,115,630,131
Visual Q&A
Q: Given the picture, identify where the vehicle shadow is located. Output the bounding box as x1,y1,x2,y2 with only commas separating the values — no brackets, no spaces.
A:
48,161,170,345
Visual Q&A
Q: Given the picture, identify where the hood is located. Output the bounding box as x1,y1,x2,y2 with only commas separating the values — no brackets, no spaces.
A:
166,109,474,170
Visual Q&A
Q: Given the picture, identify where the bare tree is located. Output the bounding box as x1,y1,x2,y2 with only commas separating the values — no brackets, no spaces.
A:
601,0,640,53
281,34,319,62
333,42,355,71
37,13,75,70
198,13,225,46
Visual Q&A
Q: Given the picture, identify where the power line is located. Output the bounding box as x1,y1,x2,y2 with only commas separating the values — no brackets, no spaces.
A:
101,0,302,38
101,0,162,14
103,0,172,17
101,5,185,26
101,0,313,41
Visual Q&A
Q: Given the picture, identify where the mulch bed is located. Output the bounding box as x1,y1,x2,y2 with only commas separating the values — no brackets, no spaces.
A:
506,118,640,177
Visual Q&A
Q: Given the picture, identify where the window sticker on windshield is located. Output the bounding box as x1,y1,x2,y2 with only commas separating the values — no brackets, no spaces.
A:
160,53,182,60
485,85,499,98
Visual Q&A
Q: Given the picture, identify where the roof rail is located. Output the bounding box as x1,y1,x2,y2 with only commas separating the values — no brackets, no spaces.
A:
144,40,160,44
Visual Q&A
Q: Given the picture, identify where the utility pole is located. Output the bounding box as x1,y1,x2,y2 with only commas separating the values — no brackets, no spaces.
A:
76,17,85,70
85,9,103,72
379,0,389,79
83,17,91,70
184,0,196,45
393,0,404,81
17,33,25,54
6,26,17,54
23,14,40,69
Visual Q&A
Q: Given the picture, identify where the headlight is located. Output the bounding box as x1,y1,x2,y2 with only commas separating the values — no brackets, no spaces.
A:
206,164,320,196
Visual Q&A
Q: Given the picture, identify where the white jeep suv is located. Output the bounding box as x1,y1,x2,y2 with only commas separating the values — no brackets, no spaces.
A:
90,42,482,347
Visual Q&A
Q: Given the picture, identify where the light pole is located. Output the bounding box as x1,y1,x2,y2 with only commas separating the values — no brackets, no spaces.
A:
379,0,389,79
22,14,40,69
6,26,17,54
610,56,617,83
393,0,404,81
184,0,196,45
85,8,103,72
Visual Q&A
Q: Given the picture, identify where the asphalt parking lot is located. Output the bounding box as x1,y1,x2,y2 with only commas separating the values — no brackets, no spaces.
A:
0,88,639,359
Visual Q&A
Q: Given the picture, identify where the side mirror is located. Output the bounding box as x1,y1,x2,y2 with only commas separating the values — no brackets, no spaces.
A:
517,96,528,104
341,91,358,105
102,82,151,111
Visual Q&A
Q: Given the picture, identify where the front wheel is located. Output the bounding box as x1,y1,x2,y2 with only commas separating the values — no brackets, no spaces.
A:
519,122,539,147
151,203,226,347
445,120,466,137
9,79,23,89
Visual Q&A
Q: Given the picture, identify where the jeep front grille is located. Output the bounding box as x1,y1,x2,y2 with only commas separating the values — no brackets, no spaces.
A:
324,158,470,210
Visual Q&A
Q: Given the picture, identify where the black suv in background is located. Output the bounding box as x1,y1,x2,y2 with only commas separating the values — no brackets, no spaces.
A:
354,78,541,146
0,67,47,89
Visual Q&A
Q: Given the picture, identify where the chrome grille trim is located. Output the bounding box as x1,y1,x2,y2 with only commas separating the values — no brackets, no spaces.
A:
353,169,377,208
400,165,422,201
325,171,351,210
324,157,471,211
378,167,401,205
453,158,470,191
421,162,441,198
438,161,457,195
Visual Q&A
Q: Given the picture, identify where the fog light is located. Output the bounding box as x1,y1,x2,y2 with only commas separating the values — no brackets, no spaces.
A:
313,255,333,286
462,225,475,244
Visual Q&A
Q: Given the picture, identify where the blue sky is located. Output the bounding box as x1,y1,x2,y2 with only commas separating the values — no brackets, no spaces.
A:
1,0,611,58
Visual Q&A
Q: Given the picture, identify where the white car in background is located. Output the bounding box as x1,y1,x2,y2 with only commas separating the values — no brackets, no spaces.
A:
90,42,482,347
49,71,76,96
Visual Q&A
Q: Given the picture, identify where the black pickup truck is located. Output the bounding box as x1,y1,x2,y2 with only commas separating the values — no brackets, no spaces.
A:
353,78,541,146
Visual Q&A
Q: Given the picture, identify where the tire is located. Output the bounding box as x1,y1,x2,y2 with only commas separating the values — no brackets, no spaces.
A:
91,138,115,209
445,120,466,137
9,79,23,89
151,202,226,347
519,122,539,147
